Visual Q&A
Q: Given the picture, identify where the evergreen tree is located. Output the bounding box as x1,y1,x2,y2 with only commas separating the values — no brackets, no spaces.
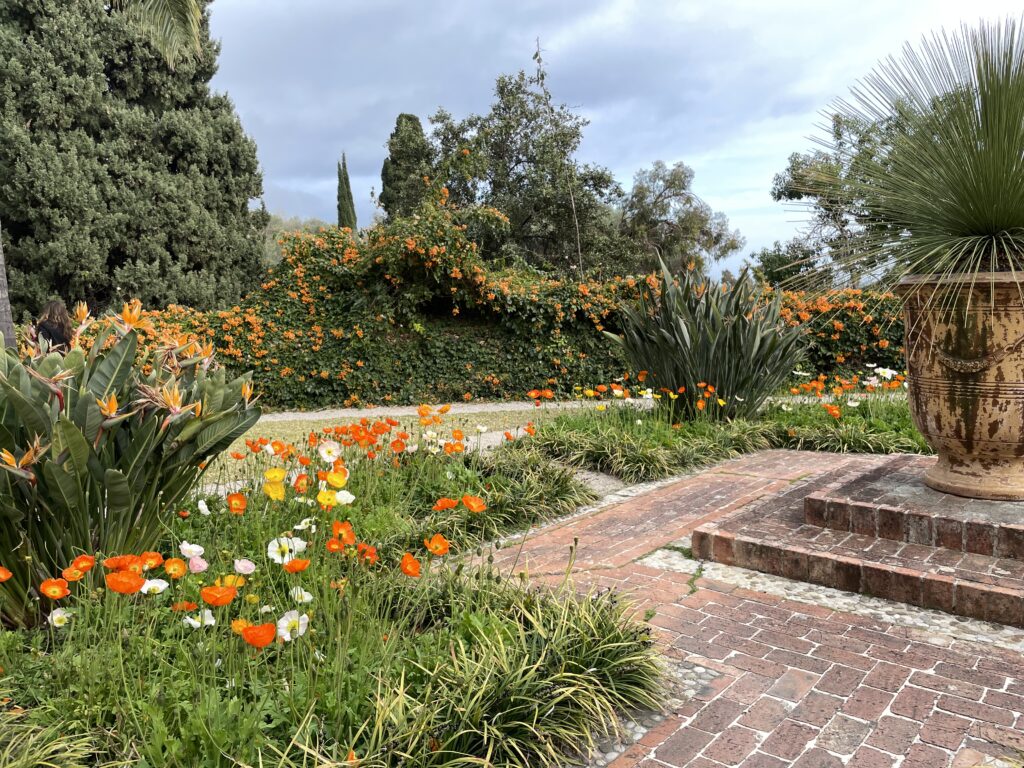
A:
336,154,357,230
0,0,265,318
380,114,433,219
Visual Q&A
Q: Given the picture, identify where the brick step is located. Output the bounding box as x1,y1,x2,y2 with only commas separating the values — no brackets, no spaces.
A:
692,496,1024,628
804,455,1024,558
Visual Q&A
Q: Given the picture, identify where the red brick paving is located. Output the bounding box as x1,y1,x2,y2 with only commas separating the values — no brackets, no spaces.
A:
492,450,1024,767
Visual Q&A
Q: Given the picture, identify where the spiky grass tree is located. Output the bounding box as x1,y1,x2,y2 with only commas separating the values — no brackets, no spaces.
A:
821,17,1024,286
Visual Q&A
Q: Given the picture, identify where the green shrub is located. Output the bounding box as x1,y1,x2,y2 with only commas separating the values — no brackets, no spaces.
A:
0,313,259,627
609,264,806,420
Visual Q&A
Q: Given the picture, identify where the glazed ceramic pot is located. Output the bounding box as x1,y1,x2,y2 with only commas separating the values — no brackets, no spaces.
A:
896,272,1024,500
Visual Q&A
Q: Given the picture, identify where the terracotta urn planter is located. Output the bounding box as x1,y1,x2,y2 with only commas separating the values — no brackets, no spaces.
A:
896,273,1024,500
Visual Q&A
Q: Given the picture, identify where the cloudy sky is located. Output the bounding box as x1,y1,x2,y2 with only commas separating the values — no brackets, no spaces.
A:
208,0,1020,272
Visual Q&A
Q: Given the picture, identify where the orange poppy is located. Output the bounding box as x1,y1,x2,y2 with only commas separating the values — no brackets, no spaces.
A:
103,554,142,573
357,543,379,565
61,566,86,582
200,585,237,607
390,438,406,453
227,493,247,515
293,473,310,493
283,558,310,574
171,600,198,612
0,565,12,582
326,538,345,553
178,509,190,519
451,429,464,441
106,571,145,594
332,520,356,546
424,534,450,556
229,451,246,460
462,495,487,514
40,578,70,600
164,558,187,579
432,497,458,512
241,622,277,649
140,551,164,570
400,552,421,578
70,554,96,572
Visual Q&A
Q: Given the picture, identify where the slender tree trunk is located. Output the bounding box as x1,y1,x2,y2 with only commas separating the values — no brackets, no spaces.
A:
0,219,15,349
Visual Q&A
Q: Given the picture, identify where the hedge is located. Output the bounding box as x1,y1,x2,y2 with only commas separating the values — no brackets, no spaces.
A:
77,192,906,410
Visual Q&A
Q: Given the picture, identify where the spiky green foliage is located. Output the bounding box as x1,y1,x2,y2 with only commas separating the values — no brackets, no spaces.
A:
823,17,1024,286
608,263,806,421
337,154,358,230
0,321,259,628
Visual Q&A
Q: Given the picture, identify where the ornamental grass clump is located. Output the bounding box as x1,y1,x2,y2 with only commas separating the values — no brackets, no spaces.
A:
0,301,259,627
608,262,806,421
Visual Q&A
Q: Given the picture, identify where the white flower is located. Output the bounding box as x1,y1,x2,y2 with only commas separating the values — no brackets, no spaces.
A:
267,536,307,564
424,430,437,441
865,362,877,369
259,604,275,614
846,399,861,408
179,541,204,558
642,388,654,400
277,610,309,641
318,439,341,463
141,578,169,595
876,367,898,380
298,497,317,506
781,404,792,412
48,608,71,628
263,443,275,456
234,558,256,575
476,424,488,433
290,586,314,604
183,609,216,629
197,500,211,516
405,443,419,454
613,389,624,398
334,490,355,506
427,445,440,455
294,517,317,533
793,370,811,377
636,419,643,425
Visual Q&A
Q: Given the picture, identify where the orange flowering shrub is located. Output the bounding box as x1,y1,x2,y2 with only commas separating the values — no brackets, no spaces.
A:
70,187,905,409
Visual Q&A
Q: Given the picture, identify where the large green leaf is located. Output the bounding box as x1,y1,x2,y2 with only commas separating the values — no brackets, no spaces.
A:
86,332,138,399
41,462,81,515
54,417,95,480
0,380,51,437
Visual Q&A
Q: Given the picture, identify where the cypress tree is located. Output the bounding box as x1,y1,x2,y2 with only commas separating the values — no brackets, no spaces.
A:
0,0,265,318
337,154,357,230
380,114,434,219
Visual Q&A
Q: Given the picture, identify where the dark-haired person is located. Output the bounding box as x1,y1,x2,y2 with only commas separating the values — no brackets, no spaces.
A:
35,300,73,353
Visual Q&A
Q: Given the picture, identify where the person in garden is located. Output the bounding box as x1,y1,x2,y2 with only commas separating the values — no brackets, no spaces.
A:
34,299,73,353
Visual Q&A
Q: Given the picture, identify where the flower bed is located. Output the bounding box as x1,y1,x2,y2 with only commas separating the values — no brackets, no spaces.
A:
0,406,661,767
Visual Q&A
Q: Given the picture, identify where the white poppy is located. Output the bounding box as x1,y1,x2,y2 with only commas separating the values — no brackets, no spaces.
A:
179,541,205,558
48,608,71,628
317,440,341,464
294,517,317,533
263,443,275,456
141,578,169,595
876,367,898,380
259,604,275,614
334,490,355,506
847,400,861,408
267,536,307,564
197,500,211,516
183,609,216,628
289,586,314,604
475,424,488,433
233,558,256,575
277,610,309,641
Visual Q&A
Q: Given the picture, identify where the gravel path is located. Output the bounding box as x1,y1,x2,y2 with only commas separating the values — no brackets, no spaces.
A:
258,399,601,423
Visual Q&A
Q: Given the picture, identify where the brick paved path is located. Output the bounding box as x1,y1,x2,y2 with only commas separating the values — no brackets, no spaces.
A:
493,451,1024,768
